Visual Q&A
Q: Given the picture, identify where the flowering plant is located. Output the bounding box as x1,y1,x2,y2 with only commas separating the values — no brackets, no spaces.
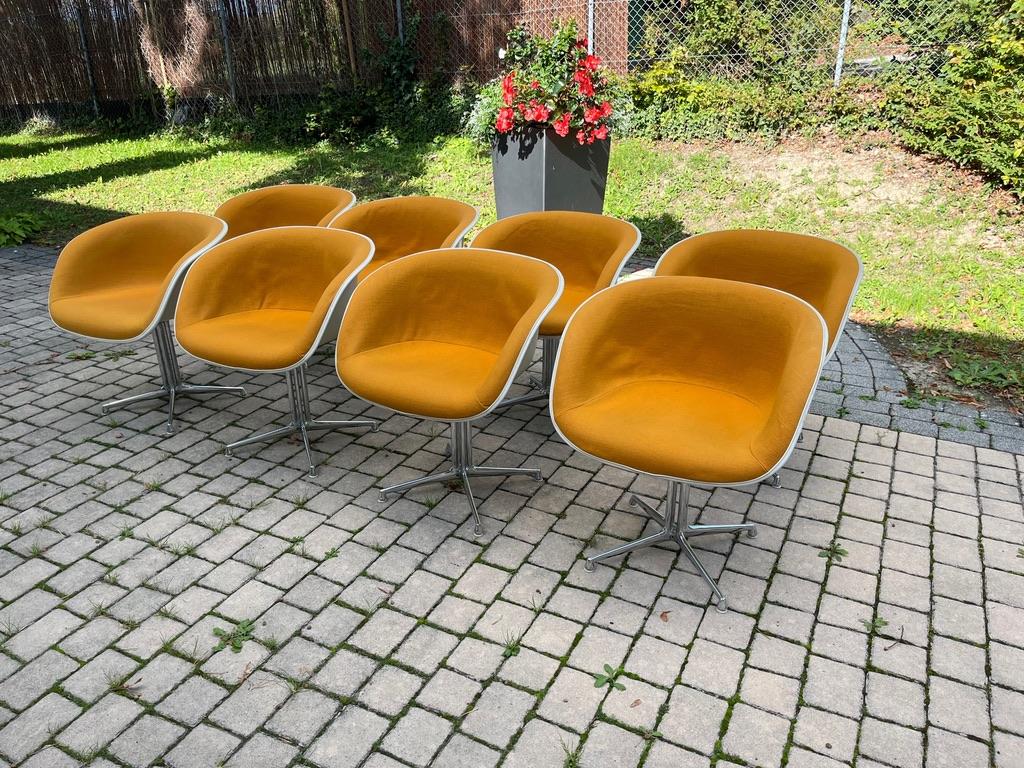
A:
473,20,615,145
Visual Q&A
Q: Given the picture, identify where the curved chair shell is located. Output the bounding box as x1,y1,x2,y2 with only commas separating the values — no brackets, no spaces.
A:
470,211,641,337
48,211,227,343
176,226,374,373
326,196,479,279
336,248,563,421
551,276,828,487
175,226,377,477
215,184,356,240
655,229,861,359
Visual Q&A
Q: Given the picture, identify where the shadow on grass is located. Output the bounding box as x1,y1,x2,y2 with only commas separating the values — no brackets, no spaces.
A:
622,212,693,269
0,132,109,161
231,134,437,201
1,145,235,242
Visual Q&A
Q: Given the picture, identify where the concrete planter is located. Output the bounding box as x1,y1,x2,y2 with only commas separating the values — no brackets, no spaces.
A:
492,126,611,219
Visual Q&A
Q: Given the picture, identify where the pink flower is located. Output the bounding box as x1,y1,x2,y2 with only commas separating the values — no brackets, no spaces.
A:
496,107,515,133
553,112,571,137
501,73,517,106
518,99,551,123
583,105,603,124
600,100,613,117
573,69,595,97
593,124,608,140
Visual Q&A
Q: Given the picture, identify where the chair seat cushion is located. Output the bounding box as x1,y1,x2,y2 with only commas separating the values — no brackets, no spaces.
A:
540,284,593,336
555,379,775,484
50,284,163,340
176,308,313,371
339,340,500,420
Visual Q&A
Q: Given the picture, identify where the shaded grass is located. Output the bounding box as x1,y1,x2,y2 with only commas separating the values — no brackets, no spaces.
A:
1,128,1020,404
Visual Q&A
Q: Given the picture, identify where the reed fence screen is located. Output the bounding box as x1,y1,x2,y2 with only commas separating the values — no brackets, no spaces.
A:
0,0,984,122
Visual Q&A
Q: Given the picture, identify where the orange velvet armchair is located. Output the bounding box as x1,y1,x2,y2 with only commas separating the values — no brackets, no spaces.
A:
48,211,243,434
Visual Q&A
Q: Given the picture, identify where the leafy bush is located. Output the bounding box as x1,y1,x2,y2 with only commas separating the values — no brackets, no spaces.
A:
629,48,827,139
0,213,41,247
881,0,1024,195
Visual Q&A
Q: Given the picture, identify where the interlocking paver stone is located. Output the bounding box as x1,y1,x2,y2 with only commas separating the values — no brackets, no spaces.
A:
1,247,1021,768
108,714,185,767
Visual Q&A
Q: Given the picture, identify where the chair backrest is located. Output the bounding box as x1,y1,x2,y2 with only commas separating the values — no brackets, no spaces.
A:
655,229,861,358
471,211,640,291
215,184,355,239
49,211,227,336
552,276,827,482
327,196,478,276
337,247,563,412
176,226,374,361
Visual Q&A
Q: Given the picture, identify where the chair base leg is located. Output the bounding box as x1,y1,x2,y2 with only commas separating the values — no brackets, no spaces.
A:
584,482,756,612
224,365,377,478
100,321,245,435
378,421,542,537
494,336,559,410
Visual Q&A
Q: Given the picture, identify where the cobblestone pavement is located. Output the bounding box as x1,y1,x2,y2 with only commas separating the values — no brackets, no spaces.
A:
1,244,1022,768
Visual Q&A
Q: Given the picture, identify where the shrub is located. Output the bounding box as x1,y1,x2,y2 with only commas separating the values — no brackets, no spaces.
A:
629,48,826,139
881,0,1024,194
0,213,41,247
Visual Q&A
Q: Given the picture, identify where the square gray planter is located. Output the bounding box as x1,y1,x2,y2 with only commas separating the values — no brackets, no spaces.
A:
492,126,610,219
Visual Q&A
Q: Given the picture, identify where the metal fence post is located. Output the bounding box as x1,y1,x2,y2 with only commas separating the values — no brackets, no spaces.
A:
216,0,237,103
395,0,404,44
74,4,100,117
587,0,595,54
833,0,853,86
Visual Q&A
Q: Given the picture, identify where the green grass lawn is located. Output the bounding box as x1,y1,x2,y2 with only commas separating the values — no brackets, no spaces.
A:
2,129,1021,405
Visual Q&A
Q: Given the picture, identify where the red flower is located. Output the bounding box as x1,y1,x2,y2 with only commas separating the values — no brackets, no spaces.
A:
576,37,589,50
583,105,603,124
518,99,551,123
553,112,571,137
495,107,515,133
593,124,608,140
582,54,601,71
501,73,517,106
530,79,540,89
573,69,595,97
576,128,595,145
600,100,613,117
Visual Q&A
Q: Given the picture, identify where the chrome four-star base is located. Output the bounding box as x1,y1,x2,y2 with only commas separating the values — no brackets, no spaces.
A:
101,321,246,435
584,480,757,612
225,364,377,478
496,336,559,408
378,420,542,536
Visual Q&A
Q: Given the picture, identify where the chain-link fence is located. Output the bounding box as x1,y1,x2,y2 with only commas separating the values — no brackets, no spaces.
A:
420,0,988,81
0,0,990,124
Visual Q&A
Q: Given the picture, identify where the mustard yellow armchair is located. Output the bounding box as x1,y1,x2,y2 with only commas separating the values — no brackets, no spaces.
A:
655,229,862,359
48,211,243,434
336,248,563,535
175,226,378,477
326,196,478,279
215,184,356,240
471,210,640,407
551,276,827,611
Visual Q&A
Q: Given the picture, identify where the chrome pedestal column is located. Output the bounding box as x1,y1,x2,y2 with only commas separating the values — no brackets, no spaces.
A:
225,364,377,478
496,336,559,408
585,480,757,612
378,420,542,536
100,321,246,435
